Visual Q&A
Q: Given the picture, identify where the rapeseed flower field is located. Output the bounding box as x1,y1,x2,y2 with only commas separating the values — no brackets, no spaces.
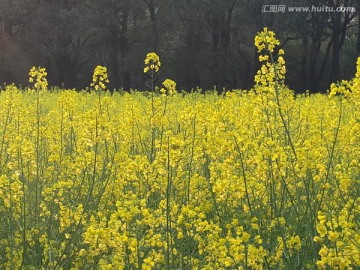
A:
0,28,359,269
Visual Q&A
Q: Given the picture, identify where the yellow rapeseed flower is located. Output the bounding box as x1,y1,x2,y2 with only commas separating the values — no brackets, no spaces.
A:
160,79,177,96
144,52,161,73
91,65,109,91
29,66,48,91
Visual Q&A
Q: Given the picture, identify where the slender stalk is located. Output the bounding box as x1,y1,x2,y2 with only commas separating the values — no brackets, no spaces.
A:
268,50,297,160
186,117,196,204
150,71,156,163
8,177,15,270
0,103,11,174
53,94,101,270
317,98,343,212
233,136,253,217
35,90,41,225
20,157,26,269
166,136,172,270
202,147,223,228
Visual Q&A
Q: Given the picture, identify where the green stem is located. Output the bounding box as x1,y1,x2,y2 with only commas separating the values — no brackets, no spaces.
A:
35,90,41,225
166,136,172,270
186,117,196,204
233,136,253,217
268,50,297,160
317,98,343,212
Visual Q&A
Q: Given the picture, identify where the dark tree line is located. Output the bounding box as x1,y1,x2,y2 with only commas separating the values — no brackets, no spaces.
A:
0,0,359,92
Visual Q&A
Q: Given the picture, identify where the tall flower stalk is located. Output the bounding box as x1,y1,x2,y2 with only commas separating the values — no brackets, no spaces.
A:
144,52,161,162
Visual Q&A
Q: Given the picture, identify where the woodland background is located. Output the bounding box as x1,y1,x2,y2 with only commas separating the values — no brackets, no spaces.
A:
0,0,359,92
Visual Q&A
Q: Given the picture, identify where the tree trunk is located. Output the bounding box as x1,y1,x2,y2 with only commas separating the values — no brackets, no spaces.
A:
308,41,320,91
330,12,341,83
144,0,159,51
123,71,131,91
120,3,131,91
357,2,360,55
110,48,120,91
56,54,77,88
301,37,308,90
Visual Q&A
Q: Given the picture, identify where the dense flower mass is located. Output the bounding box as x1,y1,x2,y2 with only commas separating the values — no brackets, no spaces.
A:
0,31,359,270
0,82,359,269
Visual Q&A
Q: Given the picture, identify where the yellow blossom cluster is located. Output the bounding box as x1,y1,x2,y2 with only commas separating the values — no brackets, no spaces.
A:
329,56,360,99
254,28,286,92
160,79,177,96
315,204,360,269
329,80,352,98
143,52,161,73
254,27,280,53
29,66,48,91
90,65,109,91
354,57,360,97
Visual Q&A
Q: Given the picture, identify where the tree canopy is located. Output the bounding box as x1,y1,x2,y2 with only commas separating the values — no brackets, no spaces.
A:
0,0,359,92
